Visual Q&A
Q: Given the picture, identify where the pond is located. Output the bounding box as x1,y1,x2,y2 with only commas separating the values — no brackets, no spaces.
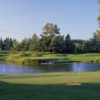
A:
0,62,100,74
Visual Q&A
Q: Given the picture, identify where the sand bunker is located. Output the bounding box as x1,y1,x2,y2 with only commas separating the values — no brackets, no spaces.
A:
53,83,82,86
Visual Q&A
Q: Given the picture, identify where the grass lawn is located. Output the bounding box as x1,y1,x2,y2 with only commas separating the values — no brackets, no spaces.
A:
0,71,100,100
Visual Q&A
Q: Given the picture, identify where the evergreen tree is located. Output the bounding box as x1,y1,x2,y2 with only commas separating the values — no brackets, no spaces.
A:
50,35,64,53
29,33,39,51
64,34,74,53
4,37,10,51
0,38,3,50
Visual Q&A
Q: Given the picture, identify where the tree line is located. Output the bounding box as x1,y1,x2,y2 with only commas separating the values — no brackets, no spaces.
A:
0,23,100,53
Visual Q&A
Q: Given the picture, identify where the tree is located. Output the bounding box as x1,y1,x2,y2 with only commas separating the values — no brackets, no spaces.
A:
95,30,100,41
74,43,83,53
0,48,2,54
96,0,100,40
39,36,51,52
89,33,100,53
29,33,39,51
72,39,85,45
64,34,75,53
40,23,60,52
82,40,93,53
4,37,13,51
20,38,31,51
12,41,20,51
50,35,64,53
42,23,60,38
0,38,3,50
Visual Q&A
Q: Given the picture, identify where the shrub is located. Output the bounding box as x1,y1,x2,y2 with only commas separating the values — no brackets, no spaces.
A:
24,59,47,65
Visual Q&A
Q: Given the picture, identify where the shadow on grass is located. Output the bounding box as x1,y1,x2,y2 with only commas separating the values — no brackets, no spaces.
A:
0,81,100,100
36,54,43,57
56,54,67,57
19,53,32,57
0,54,8,57
19,53,44,57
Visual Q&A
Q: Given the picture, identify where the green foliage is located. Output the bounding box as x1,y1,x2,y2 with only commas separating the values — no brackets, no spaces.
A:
50,35,64,53
1,53,100,65
39,36,52,52
6,57,25,64
13,41,20,51
1,23,100,54
42,23,60,37
99,0,100,4
0,48,2,54
64,34,75,53
74,43,83,53
0,38,3,50
4,37,13,51
29,33,39,51
20,38,30,51
24,59,47,65
96,30,100,41
97,15,100,21
5,55,48,65
0,57,6,61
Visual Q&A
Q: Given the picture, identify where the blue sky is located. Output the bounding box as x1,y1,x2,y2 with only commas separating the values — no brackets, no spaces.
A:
0,0,98,41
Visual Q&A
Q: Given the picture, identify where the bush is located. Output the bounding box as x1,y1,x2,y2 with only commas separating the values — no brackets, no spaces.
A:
24,59,47,65
5,57,47,65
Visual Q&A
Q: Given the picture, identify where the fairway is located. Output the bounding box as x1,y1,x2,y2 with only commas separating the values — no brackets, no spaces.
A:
1,53,100,65
0,71,100,100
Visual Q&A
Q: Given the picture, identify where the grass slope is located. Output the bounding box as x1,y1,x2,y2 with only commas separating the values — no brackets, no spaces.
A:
1,53,100,64
0,71,100,100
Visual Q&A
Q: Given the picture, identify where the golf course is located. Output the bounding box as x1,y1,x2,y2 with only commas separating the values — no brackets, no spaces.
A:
1,0,100,100
0,71,100,100
0,53,100,100
1,53,100,65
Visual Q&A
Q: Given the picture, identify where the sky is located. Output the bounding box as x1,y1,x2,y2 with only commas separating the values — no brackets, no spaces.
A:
0,0,99,41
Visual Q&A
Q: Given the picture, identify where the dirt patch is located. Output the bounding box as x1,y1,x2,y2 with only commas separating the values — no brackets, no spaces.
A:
53,83,82,86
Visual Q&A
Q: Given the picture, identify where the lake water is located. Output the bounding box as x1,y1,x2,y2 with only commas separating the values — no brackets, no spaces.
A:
0,61,100,74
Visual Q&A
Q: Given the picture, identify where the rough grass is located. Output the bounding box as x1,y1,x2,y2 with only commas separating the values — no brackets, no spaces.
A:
1,53,100,64
0,71,100,100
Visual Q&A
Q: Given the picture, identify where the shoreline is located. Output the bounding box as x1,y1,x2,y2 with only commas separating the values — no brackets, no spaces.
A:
0,53,100,65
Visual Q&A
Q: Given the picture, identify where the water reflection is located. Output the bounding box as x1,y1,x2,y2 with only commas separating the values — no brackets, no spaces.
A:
0,62,100,74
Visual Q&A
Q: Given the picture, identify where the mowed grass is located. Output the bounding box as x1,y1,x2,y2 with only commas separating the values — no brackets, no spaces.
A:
1,53,100,63
0,71,100,100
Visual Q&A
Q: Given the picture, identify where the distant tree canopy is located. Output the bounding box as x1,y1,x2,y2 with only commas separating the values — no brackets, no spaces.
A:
1,23,100,53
